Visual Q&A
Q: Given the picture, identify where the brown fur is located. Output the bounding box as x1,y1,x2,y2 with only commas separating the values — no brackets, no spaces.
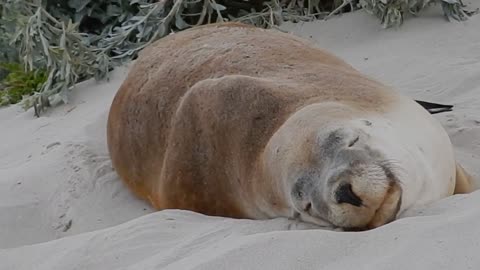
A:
107,22,472,222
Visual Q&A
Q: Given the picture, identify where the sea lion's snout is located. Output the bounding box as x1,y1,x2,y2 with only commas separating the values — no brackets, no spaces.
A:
335,183,363,207
325,157,403,230
290,141,403,230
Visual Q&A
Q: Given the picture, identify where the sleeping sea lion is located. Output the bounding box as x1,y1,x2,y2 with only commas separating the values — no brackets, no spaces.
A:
107,22,476,230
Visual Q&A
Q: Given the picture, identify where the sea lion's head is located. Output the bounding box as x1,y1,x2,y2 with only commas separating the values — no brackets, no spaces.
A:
266,104,403,230
289,126,402,230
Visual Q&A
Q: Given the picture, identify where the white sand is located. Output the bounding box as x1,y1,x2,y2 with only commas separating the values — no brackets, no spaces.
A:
1,4,480,269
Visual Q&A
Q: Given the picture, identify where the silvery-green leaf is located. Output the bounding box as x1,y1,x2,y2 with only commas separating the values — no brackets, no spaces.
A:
39,33,51,67
442,0,459,4
143,25,153,37
129,15,144,22
68,0,90,12
107,4,122,16
47,93,63,107
175,13,189,29
60,86,69,104
119,13,127,22
158,23,167,38
210,2,227,11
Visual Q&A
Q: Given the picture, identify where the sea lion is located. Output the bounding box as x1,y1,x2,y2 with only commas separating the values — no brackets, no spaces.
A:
107,22,476,230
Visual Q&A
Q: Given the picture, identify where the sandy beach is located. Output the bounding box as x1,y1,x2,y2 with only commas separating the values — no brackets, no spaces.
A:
1,3,479,269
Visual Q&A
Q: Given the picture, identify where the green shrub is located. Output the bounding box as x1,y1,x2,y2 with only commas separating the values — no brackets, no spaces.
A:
360,0,477,28
0,4,18,81
0,0,477,116
0,63,47,107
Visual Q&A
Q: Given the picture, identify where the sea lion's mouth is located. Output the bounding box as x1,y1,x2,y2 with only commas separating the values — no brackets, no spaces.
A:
292,210,336,229
341,194,402,231
365,180,402,229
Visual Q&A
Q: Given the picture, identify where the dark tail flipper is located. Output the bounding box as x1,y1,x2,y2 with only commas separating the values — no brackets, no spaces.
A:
415,100,453,114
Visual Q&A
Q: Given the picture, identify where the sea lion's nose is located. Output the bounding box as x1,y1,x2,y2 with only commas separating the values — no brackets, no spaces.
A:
335,183,363,207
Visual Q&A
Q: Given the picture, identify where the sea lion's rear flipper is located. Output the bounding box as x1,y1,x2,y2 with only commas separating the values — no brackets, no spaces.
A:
454,163,476,194
415,100,453,114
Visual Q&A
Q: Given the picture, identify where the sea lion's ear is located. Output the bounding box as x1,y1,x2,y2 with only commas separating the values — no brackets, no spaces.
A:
454,163,476,194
